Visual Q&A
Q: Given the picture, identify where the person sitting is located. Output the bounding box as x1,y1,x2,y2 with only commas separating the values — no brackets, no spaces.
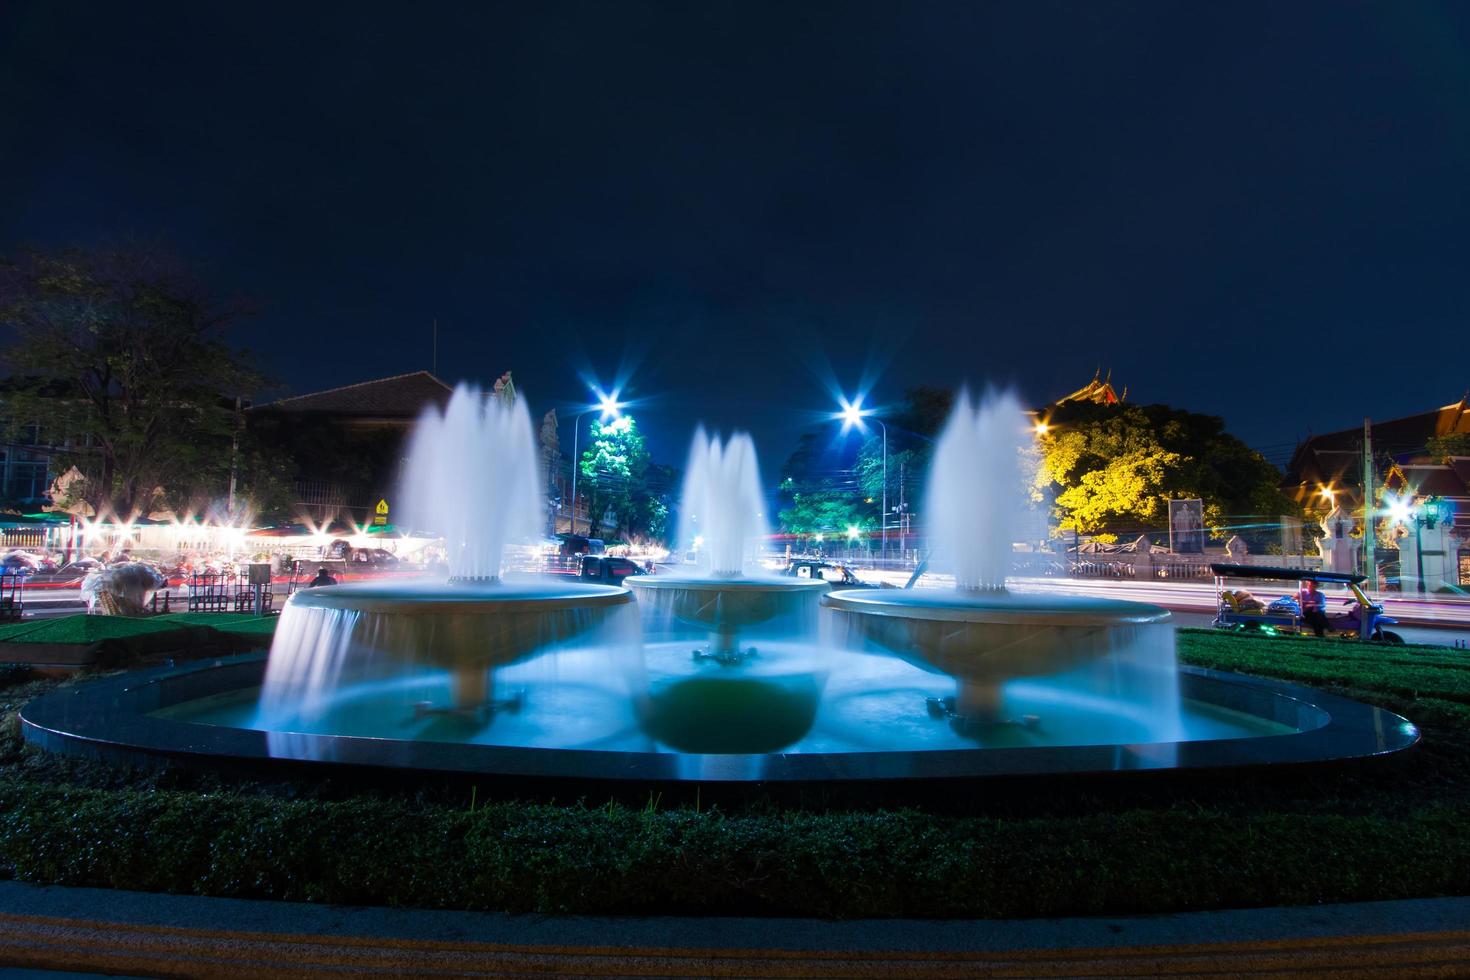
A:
1298,579,1330,637
308,568,338,588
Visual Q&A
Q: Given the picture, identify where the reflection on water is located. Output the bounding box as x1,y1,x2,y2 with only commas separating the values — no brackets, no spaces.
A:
157,634,1293,758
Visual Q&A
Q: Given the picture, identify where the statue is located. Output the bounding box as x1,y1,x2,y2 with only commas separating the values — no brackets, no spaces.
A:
1317,506,1359,574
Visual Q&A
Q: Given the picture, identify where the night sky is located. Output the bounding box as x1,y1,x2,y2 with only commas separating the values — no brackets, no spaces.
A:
4,2,1468,475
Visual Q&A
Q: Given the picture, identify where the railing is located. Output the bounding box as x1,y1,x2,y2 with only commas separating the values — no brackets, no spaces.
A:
1147,559,1214,580
1068,559,1137,579
1,529,48,550
0,570,24,620
186,572,275,615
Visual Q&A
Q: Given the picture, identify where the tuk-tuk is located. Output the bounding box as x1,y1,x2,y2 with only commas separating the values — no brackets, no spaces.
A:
1210,563,1403,644
784,559,877,588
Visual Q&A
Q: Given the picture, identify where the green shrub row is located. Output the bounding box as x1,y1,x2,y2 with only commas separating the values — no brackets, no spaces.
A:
1,781,1466,917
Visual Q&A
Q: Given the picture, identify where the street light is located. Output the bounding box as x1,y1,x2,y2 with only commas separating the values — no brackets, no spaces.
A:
1387,493,1446,593
568,388,622,537
1388,494,1449,594
835,394,888,566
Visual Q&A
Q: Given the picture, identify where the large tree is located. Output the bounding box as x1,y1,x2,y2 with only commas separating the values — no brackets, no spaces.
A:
578,413,672,541
776,432,874,538
1035,402,1295,542
0,246,266,517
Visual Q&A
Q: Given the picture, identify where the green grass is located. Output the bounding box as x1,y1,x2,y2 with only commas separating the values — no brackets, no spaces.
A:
0,613,278,660
0,626,1466,917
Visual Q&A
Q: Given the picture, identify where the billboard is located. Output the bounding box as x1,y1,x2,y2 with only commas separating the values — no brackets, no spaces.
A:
1169,498,1205,554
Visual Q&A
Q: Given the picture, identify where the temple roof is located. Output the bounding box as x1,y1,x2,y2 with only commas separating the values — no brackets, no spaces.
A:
1283,397,1470,493
252,371,452,418
1055,370,1124,406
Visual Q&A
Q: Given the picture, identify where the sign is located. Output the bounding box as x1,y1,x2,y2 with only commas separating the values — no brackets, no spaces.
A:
1168,499,1205,554
374,498,389,527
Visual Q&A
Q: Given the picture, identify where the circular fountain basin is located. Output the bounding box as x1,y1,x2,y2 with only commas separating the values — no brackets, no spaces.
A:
627,576,828,630
270,580,634,710
823,588,1170,679
286,580,631,669
19,651,1418,785
823,588,1174,722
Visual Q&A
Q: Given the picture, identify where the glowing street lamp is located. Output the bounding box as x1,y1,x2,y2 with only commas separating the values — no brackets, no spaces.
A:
569,386,623,537
1388,494,1450,594
835,393,889,564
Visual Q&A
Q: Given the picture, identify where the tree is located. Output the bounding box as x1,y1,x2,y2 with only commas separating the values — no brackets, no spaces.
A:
1427,432,1470,463
0,246,266,517
578,414,663,539
1035,402,1295,543
776,432,874,538
853,386,955,529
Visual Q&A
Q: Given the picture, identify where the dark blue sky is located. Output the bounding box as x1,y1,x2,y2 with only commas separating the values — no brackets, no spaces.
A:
4,2,1468,474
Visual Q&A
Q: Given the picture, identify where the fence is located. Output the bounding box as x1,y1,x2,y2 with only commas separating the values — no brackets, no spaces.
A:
186,572,276,615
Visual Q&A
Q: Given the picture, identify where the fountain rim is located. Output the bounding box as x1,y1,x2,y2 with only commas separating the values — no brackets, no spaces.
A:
627,576,831,594
19,653,1420,785
287,581,632,616
822,588,1172,627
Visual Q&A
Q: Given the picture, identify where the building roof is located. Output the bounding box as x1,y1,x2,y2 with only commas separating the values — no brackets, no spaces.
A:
1055,369,1124,406
1282,397,1470,503
251,371,453,418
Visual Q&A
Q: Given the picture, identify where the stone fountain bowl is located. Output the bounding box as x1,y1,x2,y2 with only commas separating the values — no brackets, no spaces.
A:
626,575,829,631
285,581,633,671
822,589,1171,682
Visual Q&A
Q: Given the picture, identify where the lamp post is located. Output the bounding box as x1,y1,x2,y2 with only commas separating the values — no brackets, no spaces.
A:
838,396,887,566
568,390,622,537
1390,494,1448,594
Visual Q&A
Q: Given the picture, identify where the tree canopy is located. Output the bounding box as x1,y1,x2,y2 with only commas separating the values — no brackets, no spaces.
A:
578,414,670,541
1035,402,1294,541
0,246,267,517
776,432,874,538
1427,432,1470,463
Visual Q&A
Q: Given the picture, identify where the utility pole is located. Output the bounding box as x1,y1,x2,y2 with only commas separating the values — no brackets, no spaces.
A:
432,318,438,376
880,422,888,566
898,459,906,562
227,395,242,518
1362,417,1376,589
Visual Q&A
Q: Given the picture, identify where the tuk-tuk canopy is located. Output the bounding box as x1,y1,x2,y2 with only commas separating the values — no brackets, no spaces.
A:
1209,563,1366,585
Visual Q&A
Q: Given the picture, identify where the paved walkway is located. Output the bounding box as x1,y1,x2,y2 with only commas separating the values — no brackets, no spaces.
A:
1,881,1468,977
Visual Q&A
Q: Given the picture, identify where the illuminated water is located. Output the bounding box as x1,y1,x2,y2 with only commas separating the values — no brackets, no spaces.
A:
675,427,768,576
823,388,1183,740
238,386,1194,763
165,641,1288,754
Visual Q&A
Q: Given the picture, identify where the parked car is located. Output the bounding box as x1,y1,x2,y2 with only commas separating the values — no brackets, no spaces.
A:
579,555,645,584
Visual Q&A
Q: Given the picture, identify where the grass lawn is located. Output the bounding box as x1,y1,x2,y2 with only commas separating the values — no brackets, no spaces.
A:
0,624,1466,918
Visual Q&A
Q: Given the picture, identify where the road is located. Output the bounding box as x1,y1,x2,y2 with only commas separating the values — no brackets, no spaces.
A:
852,570,1470,647
17,572,1470,648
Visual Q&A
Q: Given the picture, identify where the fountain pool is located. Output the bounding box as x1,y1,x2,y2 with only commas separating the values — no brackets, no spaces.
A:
17,385,1420,790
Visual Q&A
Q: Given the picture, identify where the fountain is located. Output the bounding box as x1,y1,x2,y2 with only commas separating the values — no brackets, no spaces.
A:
20,386,1419,787
258,384,634,722
627,427,827,664
626,428,830,751
822,390,1180,734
